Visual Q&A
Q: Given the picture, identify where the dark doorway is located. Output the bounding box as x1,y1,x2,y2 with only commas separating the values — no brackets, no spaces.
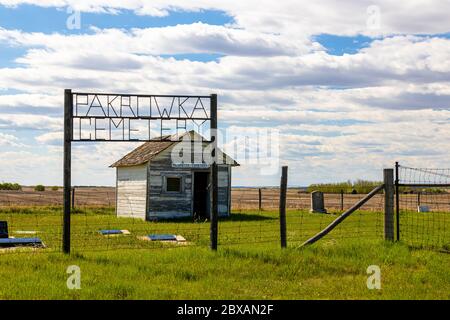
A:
193,172,209,219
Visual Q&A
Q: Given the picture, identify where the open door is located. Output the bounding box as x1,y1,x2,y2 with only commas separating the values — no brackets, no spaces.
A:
193,172,209,219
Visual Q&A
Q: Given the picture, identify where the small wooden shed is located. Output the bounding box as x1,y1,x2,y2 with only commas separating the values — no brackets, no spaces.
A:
110,131,239,220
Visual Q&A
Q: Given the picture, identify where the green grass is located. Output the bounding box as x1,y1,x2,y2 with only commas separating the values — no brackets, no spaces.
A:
0,207,449,299
0,241,449,299
0,207,385,251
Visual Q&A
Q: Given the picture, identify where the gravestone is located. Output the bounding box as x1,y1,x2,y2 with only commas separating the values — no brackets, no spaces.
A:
310,191,327,214
0,221,8,239
418,205,430,213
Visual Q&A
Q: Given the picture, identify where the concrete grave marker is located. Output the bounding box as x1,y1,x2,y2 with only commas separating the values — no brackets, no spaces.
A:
310,191,327,214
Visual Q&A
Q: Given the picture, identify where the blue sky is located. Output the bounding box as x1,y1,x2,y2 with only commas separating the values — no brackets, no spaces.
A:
0,4,381,68
0,5,233,64
314,34,373,55
0,1,449,186
0,5,234,32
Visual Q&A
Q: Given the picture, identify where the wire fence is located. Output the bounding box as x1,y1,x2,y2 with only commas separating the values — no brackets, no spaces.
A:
0,186,386,253
226,187,385,246
2,165,448,254
0,187,115,253
397,165,450,251
0,187,385,211
0,187,115,207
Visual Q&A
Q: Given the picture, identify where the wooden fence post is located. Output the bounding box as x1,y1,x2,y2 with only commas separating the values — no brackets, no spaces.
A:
340,189,344,211
258,188,262,212
384,168,395,241
279,166,288,248
71,187,75,209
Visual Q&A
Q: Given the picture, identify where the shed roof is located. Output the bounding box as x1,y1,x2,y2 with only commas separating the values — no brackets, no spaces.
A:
110,131,239,168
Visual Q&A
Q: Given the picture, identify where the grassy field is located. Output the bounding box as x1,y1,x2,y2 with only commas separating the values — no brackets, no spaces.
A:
0,206,385,251
0,207,449,299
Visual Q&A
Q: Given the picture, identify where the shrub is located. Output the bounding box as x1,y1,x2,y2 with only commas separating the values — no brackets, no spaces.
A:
308,180,383,194
353,180,381,194
0,182,22,191
51,186,59,191
34,185,45,192
307,181,352,194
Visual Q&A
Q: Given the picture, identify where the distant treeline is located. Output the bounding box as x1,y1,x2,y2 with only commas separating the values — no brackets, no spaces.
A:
307,180,382,194
0,182,22,191
308,180,448,194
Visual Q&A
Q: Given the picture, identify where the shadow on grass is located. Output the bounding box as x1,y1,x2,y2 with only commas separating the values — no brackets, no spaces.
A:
153,213,276,224
221,213,276,222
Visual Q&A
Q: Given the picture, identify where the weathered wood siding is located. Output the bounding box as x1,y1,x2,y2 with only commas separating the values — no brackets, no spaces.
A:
116,165,147,220
218,165,230,217
114,135,235,220
148,145,193,219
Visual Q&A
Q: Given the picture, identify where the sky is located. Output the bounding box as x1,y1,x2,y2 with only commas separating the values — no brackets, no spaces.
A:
0,1,449,187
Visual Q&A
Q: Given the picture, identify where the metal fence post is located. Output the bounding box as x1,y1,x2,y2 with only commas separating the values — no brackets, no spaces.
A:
63,89,73,254
210,94,218,251
395,162,400,241
384,168,395,241
340,189,344,211
279,166,288,248
258,188,262,212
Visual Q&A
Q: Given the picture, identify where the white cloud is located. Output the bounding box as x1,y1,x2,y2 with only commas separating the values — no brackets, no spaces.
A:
0,149,61,184
35,131,62,144
0,23,314,58
1,30,450,93
0,93,60,109
0,132,20,146
0,2,449,186
0,114,61,130
2,0,450,36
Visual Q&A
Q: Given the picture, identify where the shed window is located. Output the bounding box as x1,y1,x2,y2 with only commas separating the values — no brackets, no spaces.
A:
166,177,182,192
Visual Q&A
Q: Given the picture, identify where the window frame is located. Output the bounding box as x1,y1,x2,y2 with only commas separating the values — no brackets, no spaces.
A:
163,174,183,194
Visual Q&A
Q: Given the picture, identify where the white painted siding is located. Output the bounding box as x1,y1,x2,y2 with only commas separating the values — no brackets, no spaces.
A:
116,165,147,220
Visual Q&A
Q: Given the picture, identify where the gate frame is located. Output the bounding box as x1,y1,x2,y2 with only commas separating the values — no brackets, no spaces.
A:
63,89,218,254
